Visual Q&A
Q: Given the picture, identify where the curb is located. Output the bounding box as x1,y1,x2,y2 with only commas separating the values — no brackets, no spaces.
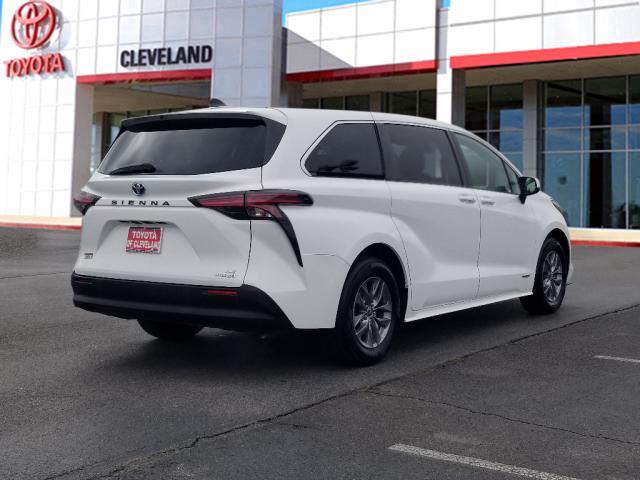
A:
0,222,81,231
571,239,640,248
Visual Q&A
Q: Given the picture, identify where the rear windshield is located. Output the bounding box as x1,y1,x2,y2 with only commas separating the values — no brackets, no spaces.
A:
99,117,284,176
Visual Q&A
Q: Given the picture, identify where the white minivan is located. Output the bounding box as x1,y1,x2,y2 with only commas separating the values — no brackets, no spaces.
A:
72,108,572,365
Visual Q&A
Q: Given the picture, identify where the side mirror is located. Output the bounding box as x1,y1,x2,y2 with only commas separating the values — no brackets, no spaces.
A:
518,176,540,204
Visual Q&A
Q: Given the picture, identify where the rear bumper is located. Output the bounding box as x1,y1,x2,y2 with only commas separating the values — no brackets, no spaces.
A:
71,273,293,331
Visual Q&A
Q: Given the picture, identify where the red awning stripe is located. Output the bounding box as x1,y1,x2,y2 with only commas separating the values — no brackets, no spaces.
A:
77,69,212,85
286,60,437,83
450,41,640,70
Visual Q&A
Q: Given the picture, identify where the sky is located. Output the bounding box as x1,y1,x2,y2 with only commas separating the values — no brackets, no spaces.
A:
283,0,370,15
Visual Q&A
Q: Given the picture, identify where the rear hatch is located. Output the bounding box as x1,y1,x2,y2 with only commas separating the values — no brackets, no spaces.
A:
73,111,286,287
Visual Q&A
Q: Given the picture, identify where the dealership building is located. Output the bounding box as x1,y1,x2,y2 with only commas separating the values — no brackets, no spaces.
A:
1,0,640,234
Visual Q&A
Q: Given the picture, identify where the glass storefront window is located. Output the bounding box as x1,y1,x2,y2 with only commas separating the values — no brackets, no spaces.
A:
543,153,582,227
489,130,523,153
304,92,434,115
466,84,523,170
302,96,370,111
345,95,370,111
542,76,640,229
389,91,418,116
584,77,626,126
418,90,436,119
302,98,319,109
490,84,523,130
584,127,626,151
320,97,343,110
545,128,581,152
90,115,102,174
630,153,640,229
465,86,488,131
629,126,640,150
629,76,640,125
383,90,436,118
585,152,626,229
546,80,582,128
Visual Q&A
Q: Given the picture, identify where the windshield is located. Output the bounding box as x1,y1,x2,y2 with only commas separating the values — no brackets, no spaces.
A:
99,117,283,176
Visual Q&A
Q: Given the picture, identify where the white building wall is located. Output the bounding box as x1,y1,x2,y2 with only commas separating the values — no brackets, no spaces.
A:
449,0,640,57
212,0,283,107
0,0,82,217
435,7,464,126
0,0,283,217
285,0,437,74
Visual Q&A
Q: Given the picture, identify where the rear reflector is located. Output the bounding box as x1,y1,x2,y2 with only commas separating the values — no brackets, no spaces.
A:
188,190,313,267
205,289,239,297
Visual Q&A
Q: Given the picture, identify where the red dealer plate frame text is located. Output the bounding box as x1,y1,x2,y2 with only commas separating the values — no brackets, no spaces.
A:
126,227,163,254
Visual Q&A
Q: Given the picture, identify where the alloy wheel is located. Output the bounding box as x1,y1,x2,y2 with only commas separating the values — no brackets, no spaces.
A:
352,276,393,349
542,250,564,304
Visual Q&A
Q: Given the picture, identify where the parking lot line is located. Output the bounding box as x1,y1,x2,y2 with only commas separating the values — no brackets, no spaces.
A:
594,355,640,364
388,444,581,480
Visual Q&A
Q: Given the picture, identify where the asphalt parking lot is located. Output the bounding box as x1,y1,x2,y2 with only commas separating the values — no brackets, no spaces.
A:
2,227,640,480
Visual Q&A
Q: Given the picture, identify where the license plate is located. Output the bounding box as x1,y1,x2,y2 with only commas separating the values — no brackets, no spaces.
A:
126,227,163,254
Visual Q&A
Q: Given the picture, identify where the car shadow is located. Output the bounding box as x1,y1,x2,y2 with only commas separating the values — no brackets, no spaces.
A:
101,298,534,380
397,298,528,347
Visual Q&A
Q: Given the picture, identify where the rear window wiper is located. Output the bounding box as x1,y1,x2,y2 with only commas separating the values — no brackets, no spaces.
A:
108,163,157,175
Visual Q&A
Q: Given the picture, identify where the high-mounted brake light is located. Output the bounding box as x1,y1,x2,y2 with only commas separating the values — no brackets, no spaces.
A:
189,190,313,267
73,190,101,216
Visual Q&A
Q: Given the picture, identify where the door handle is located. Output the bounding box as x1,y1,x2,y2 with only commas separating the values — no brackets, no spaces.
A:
480,196,495,206
458,194,477,205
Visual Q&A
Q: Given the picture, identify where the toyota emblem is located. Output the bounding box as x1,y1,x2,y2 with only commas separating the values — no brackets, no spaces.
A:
131,183,146,196
11,1,57,50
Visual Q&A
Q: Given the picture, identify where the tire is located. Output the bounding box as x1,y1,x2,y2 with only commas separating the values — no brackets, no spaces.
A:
520,237,568,315
137,319,203,341
334,256,402,366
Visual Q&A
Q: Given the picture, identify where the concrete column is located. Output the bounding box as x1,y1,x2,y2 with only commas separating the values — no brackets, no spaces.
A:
211,0,284,107
436,70,466,126
522,80,539,178
70,84,94,217
435,8,465,126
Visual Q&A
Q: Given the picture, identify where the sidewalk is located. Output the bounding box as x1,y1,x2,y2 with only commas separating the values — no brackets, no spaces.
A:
0,215,82,231
569,228,640,248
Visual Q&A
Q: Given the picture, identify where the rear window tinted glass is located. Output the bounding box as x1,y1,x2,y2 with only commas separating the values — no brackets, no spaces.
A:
99,117,284,175
380,124,462,186
305,123,383,178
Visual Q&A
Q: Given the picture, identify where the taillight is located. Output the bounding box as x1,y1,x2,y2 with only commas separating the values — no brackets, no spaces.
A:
73,190,101,215
189,190,313,267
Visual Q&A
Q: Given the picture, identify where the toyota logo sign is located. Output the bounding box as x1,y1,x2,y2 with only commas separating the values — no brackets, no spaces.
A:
11,1,57,50
132,184,146,196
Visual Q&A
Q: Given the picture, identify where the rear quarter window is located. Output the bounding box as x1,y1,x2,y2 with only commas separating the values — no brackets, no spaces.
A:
305,123,383,178
99,117,285,176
